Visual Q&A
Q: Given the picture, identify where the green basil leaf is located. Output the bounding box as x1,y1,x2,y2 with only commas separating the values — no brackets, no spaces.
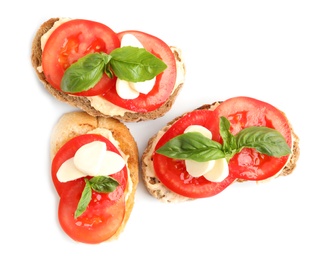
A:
104,63,114,79
74,179,92,218
110,46,167,82
219,116,237,152
89,176,119,193
156,132,225,162
235,126,291,157
61,53,110,93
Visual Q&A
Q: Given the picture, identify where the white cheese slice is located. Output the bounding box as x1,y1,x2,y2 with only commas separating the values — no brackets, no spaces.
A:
131,78,156,94
74,141,107,175
74,141,125,176
57,158,87,182
57,141,126,183
96,149,126,176
116,34,156,99
121,33,144,48
184,125,212,139
116,78,140,99
185,160,216,177
203,158,229,182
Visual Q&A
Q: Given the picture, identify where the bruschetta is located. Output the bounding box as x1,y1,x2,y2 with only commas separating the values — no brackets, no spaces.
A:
50,111,138,243
31,18,185,122
141,96,300,202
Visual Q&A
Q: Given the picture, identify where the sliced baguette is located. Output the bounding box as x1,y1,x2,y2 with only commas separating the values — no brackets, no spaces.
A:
141,102,300,203
31,18,186,122
50,111,139,241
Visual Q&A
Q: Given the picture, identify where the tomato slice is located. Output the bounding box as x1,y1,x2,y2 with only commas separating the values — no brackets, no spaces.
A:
51,134,128,198
101,30,177,112
42,19,120,96
211,96,292,181
153,110,237,198
58,180,125,244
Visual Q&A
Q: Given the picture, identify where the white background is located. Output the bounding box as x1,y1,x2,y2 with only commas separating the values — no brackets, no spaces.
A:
1,0,318,259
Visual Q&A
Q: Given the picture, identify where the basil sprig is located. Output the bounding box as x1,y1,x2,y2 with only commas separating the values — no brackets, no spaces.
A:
156,116,291,163
61,46,167,93
75,176,119,218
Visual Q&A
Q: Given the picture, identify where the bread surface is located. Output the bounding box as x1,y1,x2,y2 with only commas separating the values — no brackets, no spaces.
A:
31,18,185,122
51,111,139,241
141,102,300,203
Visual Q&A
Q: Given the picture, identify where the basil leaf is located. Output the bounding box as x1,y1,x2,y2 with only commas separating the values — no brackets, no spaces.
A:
61,53,110,93
235,126,291,157
104,63,114,79
156,132,225,162
89,176,119,193
75,179,92,218
60,46,167,93
219,116,237,153
110,46,167,82
156,117,291,163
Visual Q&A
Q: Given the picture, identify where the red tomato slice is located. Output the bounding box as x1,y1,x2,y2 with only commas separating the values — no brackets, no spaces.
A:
58,180,125,244
153,110,237,198
52,134,127,243
51,134,128,198
101,30,177,112
211,96,292,181
42,19,120,96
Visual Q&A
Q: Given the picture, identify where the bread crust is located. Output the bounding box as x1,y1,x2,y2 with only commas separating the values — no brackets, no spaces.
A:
31,18,185,122
141,102,300,203
50,111,139,241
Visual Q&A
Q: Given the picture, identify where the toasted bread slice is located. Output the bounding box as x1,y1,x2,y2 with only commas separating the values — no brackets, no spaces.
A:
50,111,139,241
31,18,185,122
141,102,300,203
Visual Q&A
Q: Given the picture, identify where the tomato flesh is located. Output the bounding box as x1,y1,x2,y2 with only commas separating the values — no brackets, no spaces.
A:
51,134,128,243
153,110,237,198
42,19,120,96
101,30,177,112
58,180,125,244
211,96,292,181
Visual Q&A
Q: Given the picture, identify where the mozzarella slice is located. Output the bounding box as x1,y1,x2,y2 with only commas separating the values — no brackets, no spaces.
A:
203,158,229,182
74,141,107,175
131,78,156,94
121,33,144,48
185,160,216,177
57,158,87,182
116,78,140,99
74,141,125,176
97,150,126,176
57,141,126,182
184,125,212,139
